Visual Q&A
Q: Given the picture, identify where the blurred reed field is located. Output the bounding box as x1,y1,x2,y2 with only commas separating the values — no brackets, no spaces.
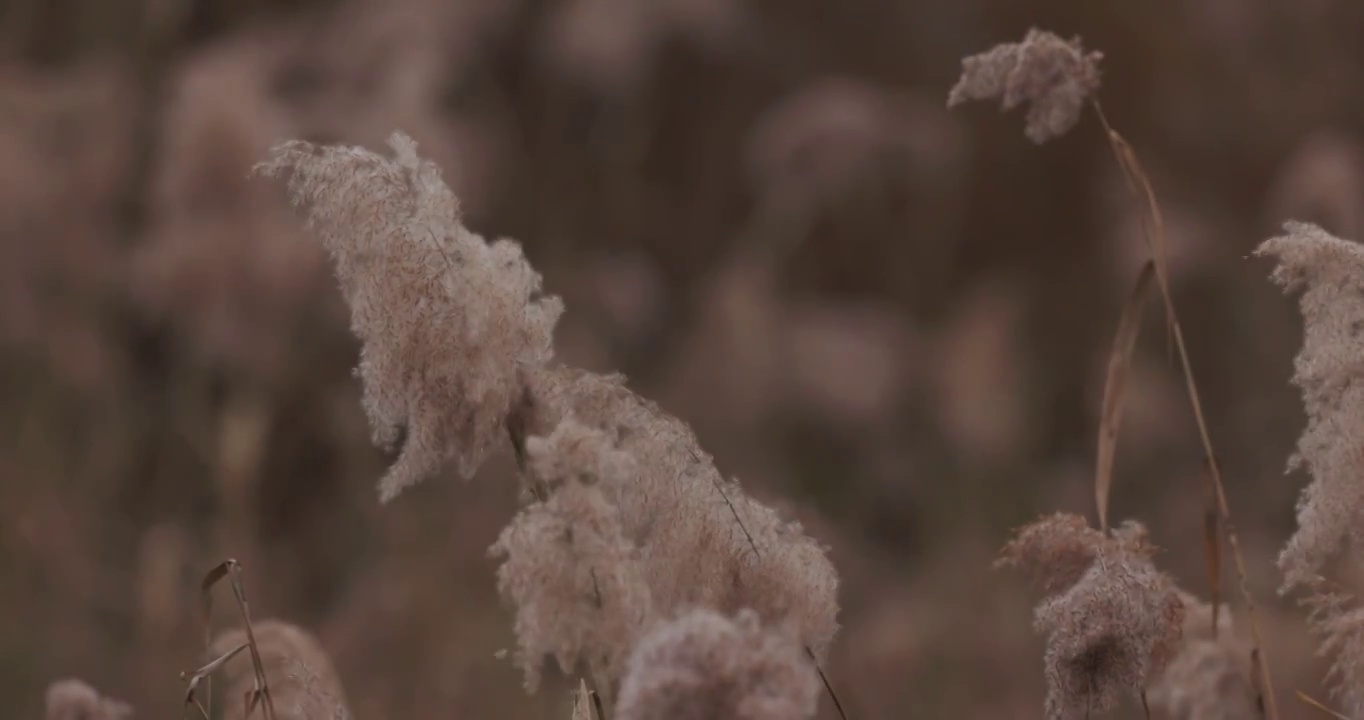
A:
8,0,1364,718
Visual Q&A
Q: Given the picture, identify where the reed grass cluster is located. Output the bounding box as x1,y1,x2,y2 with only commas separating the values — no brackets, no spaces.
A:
39,18,1364,720
228,132,841,719
949,25,1364,720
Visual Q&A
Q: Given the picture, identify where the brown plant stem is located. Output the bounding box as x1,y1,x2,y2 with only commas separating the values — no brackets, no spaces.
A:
1091,100,1280,720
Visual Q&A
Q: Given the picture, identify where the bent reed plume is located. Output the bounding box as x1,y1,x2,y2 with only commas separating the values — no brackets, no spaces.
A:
1256,221,1364,593
255,134,563,504
1258,221,1364,717
256,133,840,718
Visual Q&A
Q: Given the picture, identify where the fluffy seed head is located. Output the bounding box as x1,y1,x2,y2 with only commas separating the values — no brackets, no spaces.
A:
948,28,1103,143
1148,592,1256,720
518,366,841,660
490,418,653,691
255,133,563,502
1000,513,1184,719
1255,221,1364,590
1303,587,1364,717
615,609,819,720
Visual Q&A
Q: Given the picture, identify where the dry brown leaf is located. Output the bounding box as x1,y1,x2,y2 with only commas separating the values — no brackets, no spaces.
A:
1092,102,1281,720
1095,260,1155,532
193,560,278,720
1095,104,1172,349
181,642,248,718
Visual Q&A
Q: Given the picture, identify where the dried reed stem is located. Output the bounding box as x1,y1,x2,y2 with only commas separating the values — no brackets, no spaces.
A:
1297,690,1356,720
1091,100,1280,720
194,559,279,720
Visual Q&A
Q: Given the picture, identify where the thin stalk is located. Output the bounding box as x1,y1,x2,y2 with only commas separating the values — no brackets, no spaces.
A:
1091,100,1280,720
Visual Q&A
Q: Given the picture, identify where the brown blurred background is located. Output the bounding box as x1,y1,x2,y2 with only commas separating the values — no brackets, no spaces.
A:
4,0,1364,717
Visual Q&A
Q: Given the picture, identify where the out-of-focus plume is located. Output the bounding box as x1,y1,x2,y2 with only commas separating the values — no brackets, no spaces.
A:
1148,591,1256,720
44,678,133,720
1267,130,1364,244
210,620,352,720
0,64,136,388
747,79,962,207
543,0,740,92
281,0,517,214
744,80,967,311
931,277,1029,465
132,30,328,378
